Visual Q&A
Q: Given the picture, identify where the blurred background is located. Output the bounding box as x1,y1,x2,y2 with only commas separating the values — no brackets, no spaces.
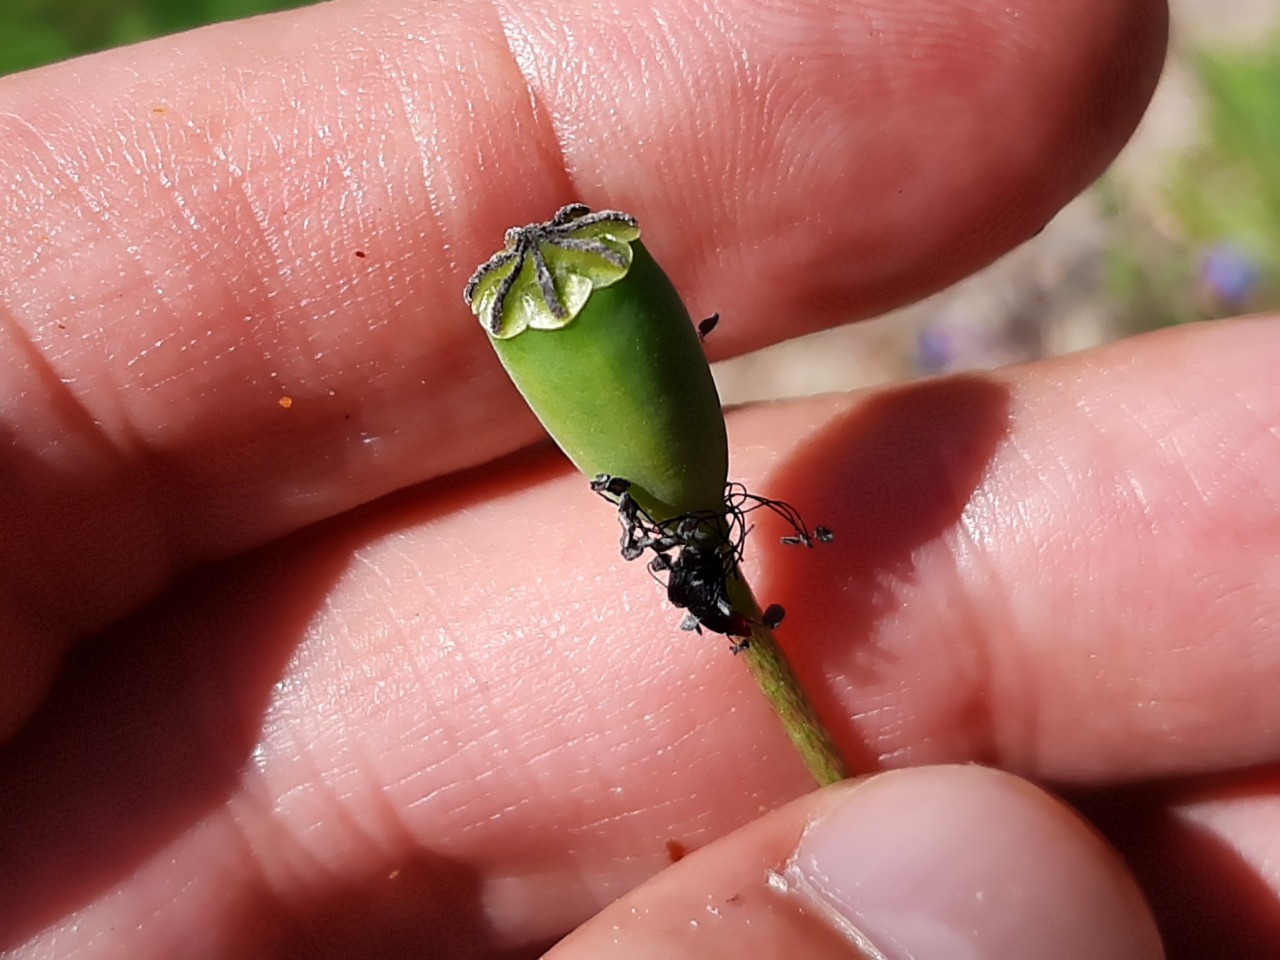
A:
2,0,1277,401
717,0,1280,401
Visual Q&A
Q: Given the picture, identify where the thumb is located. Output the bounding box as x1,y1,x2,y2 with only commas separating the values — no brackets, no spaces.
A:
549,765,1163,960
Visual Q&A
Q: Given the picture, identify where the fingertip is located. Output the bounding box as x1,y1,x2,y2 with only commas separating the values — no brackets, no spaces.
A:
499,0,1169,339
550,766,1163,960
791,767,1164,960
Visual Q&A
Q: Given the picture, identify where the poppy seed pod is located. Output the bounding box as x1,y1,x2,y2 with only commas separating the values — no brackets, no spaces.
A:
464,204,727,521
464,203,847,786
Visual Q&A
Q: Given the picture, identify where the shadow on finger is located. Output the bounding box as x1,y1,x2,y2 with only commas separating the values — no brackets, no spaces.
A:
0,445,561,956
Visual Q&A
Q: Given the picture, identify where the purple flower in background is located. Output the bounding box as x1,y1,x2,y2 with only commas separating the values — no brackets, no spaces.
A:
1200,243,1259,309
915,326,954,374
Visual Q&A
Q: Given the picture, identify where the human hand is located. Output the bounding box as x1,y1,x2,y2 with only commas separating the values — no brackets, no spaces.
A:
7,1,1263,958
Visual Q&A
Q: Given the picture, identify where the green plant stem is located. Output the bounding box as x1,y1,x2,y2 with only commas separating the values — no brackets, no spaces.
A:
726,574,849,786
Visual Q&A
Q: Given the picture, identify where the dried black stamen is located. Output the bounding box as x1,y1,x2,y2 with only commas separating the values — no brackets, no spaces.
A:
591,474,831,646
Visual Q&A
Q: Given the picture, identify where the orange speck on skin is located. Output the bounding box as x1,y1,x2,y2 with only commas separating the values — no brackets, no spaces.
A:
278,396,293,409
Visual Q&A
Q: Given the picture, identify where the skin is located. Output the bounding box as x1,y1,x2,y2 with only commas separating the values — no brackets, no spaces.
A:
6,0,1275,956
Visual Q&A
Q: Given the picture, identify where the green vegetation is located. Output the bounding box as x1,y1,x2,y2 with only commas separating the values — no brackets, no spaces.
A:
1104,31,1280,327
0,0,312,76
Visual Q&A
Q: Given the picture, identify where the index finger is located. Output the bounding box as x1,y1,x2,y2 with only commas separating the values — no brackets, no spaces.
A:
0,0,1166,732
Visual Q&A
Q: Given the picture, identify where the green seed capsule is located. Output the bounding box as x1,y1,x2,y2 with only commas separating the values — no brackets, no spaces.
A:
464,204,848,786
464,204,727,520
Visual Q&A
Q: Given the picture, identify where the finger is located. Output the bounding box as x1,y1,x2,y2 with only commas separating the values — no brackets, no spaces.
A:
550,767,1162,960
208,314,1280,786
0,0,1166,727
1076,768,1280,960
4,316,1279,954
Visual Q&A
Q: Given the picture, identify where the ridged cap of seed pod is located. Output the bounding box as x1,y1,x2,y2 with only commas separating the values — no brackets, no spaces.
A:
465,204,728,520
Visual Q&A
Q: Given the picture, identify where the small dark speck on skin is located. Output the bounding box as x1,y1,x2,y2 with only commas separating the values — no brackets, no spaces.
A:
354,250,367,258
343,413,351,420
665,839,689,863
726,893,743,905
56,323,66,330
697,312,719,340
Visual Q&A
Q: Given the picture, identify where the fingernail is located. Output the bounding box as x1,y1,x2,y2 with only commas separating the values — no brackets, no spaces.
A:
784,766,1162,960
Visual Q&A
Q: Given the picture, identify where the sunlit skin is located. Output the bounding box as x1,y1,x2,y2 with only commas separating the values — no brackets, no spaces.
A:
7,1,1277,958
